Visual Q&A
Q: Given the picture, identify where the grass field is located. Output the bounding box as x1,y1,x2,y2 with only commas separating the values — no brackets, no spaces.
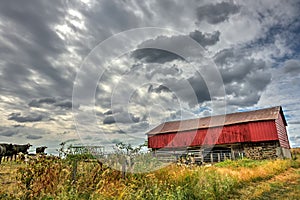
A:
0,149,299,200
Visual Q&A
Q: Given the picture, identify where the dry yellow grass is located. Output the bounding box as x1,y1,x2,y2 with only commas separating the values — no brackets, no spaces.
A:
229,166,300,200
215,159,291,182
291,147,300,155
0,151,299,199
0,162,23,197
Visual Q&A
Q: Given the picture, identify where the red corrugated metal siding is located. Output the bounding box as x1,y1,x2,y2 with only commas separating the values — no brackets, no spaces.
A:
247,121,278,142
275,113,290,149
148,121,279,149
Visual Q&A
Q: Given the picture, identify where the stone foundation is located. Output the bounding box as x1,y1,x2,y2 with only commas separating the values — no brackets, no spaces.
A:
152,141,292,162
243,142,280,160
281,147,292,159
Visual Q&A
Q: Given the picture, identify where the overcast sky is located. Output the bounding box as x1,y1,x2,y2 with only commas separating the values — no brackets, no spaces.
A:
0,0,300,154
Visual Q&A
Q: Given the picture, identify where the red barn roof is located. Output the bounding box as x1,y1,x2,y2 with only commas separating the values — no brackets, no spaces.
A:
147,106,287,135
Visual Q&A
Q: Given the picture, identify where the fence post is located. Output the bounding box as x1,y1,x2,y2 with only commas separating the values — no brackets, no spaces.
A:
231,149,235,160
217,153,220,162
71,159,78,183
210,153,213,163
122,160,126,179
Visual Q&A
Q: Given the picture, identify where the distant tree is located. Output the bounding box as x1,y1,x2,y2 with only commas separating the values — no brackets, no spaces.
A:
113,142,146,177
114,142,146,156
57,142,67,158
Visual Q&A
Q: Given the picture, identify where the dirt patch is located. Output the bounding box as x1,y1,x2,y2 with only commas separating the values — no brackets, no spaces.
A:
230,167,300,199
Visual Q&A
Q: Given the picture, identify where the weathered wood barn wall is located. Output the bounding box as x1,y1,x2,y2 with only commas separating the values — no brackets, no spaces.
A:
147,106,291,161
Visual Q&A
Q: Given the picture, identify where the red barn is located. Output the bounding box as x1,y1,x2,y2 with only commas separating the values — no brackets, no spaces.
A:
147,106,291,162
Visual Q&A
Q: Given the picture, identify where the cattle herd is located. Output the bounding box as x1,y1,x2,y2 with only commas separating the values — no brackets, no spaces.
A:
0,143,47,164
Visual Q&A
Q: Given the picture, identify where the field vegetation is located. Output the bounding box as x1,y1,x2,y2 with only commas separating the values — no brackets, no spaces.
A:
0,148,299,199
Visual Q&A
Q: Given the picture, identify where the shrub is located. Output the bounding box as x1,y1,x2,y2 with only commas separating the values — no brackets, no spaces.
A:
16,155,72,199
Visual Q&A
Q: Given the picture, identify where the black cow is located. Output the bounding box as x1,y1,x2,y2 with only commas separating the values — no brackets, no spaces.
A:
0,143,13,163
14,143,32,153
36,146,47,154
12,143,32,160
0,145,5,164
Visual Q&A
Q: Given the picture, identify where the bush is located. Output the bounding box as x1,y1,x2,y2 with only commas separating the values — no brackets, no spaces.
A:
17,155,72,199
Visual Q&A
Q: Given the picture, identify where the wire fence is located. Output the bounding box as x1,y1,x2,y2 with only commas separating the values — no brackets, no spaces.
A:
153,149,245,164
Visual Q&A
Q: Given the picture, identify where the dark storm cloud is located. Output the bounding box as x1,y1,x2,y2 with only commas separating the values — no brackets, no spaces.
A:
116,130,126,134
81,0,140,33
189,30,220,47
0,126,47,140
132,48,184,64
145,65,182,79
0,0,65,54
54,101,72,109
28,97,57,107
224,71,271,107
8,112,44,123
213,49,235,65
104,110,113,115
103,116,116,124
283,59,300,75
103,112,140,124
247,71,271,91
213,48,271,107
132,30,220,63
187,73,211,104
155,74,210,107
148,85,171,93
0,0,74,101
1,63,37,99
129,113,140,123
289,121,300,124
111,139,121,144
26,135,43,140
220,59,265,84
28,97,73,110
0,129,19,137
196,2,240,24
13,124,25,128
128,121,149,133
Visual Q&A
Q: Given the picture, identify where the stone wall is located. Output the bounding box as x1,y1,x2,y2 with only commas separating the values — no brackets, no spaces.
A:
243,142,279,160
281,147,292,159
